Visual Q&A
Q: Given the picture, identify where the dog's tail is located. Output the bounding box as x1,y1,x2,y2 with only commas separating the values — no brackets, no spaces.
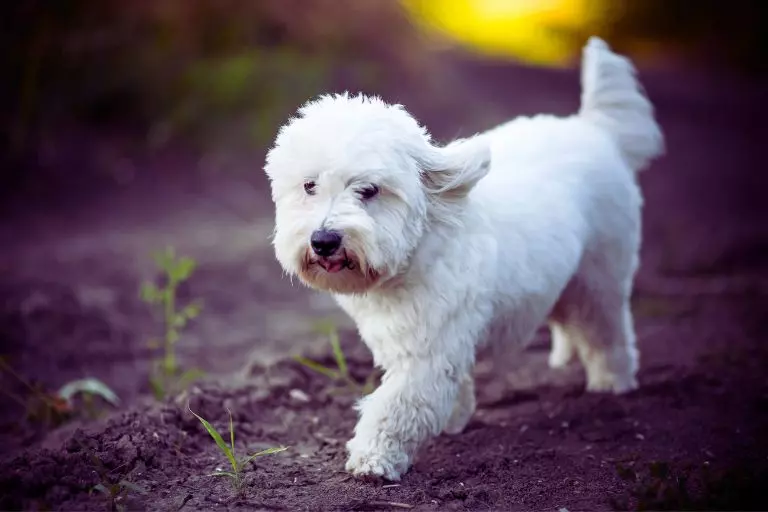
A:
578,37,664,172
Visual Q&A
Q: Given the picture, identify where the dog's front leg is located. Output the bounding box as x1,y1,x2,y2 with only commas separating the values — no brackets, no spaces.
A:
345,357,462,481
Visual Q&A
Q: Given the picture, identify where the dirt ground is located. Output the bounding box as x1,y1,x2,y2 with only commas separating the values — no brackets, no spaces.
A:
0,56,767,511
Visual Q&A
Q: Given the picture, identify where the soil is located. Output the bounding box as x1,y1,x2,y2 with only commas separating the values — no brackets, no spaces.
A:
1,56,767,511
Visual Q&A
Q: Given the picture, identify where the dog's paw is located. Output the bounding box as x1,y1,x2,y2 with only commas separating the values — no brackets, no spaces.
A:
345,451,406,481
444,401,474,435
345,453,401,481
586,372,638,394
443,414,471,435
548,348,574,369
345,438,409,482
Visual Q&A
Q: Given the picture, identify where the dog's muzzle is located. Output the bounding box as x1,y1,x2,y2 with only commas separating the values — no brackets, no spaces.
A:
310,229,351,273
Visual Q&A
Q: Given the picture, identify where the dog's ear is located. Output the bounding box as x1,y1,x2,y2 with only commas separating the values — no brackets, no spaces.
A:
419,136,491,200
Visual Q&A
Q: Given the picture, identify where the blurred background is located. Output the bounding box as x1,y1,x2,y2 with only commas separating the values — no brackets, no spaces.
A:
1,0,765,202
0,0,766,415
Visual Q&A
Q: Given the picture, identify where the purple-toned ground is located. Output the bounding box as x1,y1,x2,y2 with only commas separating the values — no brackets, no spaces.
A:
0,56,766,511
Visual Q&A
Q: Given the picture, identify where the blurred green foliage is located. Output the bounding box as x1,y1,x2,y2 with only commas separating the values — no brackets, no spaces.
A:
1,0,764,167
148,47,333,151
141,246,205,400
1,0,428,156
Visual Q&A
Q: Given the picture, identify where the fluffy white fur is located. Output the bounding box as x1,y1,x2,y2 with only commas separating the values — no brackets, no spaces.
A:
264,37,664,481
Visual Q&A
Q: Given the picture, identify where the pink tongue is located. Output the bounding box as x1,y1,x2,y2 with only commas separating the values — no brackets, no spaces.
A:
327,261,345,273
319,259,345,273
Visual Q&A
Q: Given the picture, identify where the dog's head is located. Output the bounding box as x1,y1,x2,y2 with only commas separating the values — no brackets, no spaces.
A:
264,93,490,294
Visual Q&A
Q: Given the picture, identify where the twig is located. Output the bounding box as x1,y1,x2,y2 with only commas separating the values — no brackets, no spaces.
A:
367,501,413,509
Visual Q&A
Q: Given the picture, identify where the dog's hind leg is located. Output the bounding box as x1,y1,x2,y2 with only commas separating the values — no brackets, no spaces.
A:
576,299,638,393
547,322,576,368
443,374,476,435
550,265,639,394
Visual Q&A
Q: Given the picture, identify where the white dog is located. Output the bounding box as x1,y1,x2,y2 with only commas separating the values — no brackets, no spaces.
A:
264,37,663,481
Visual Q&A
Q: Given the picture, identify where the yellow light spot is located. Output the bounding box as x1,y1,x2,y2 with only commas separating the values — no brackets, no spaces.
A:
401,0,615,67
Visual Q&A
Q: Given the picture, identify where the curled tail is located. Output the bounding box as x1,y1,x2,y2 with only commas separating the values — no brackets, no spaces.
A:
579,37,664,172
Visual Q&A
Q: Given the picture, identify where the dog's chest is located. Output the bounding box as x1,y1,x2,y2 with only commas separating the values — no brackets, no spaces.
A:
334,293,438,365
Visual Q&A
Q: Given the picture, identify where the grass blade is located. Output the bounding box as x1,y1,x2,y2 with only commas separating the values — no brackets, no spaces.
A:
293,356,340,380
177,367,205,389
149,376,165,401
209,471,238,478
187,404,237,473
227,408,235,461
92,483,109,496
58,378,120,407
118,480,147,494
362,371,379,395
242,445,288,465
329,329,347,377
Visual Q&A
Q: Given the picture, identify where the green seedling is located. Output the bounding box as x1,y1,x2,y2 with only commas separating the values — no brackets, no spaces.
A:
293,319,378,395
58,378,120,406
188,404,288,491
59,377,120,420
0,358,121,428
141,246,205,400
86,448,146,512
91,480,147,512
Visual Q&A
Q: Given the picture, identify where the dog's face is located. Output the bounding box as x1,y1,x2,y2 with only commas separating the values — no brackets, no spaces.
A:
264,94,490,294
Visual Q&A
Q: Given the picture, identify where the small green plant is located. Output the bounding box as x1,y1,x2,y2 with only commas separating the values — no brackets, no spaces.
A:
0,358,119,426
58,378,121,420
141,246,205,400
86,448,146,512
293,319,378,395
188,404,288,491
91,480,147,512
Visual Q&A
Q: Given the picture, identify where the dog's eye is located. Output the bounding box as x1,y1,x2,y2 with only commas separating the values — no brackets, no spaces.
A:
303,181,317,195
358,185,379,200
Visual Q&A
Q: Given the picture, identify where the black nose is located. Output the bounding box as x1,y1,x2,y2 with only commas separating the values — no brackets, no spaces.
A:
310,229,343,257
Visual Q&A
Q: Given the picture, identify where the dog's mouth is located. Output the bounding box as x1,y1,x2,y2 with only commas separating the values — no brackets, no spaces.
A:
300,247,381,293
313,250,355,274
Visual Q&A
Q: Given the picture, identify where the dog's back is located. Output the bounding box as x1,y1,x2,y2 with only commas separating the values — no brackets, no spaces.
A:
466,38,664,373
470,36,663,250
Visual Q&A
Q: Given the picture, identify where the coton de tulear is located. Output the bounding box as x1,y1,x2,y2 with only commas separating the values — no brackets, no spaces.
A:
264,37,664,481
